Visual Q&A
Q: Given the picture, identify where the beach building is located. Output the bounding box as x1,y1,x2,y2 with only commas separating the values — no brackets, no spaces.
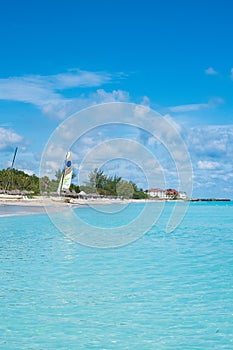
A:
146,188,167,199
145,188,187,199
178,191,187,199
165,189,179,199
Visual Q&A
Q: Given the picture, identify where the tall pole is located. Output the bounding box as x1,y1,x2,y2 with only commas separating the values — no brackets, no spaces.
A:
5,147,18,192
11,147,18,169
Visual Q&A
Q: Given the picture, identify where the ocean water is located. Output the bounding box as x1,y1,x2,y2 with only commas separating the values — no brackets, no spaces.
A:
0,202,233,349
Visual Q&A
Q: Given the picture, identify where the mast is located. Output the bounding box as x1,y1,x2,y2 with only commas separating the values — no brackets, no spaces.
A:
5,147,18,192
11,147,18,169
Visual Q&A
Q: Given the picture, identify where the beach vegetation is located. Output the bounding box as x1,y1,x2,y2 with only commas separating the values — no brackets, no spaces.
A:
0,168,40,194
81,168,149,199
0,167,147,199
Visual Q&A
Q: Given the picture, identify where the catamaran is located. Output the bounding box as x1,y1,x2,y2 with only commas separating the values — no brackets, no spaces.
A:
57,151,73,196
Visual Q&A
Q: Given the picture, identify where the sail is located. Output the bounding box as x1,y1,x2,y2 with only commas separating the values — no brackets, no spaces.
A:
57,151,72,194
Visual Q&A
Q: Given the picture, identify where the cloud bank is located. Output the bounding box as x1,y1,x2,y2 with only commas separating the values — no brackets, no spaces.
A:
0,70,128,119
0,127,23,151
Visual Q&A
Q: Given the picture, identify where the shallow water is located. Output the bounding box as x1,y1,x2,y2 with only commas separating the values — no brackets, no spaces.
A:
0,204,45,217
0,202,233,349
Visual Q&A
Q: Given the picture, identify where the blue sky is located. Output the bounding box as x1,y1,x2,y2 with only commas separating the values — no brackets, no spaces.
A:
0,0,233,198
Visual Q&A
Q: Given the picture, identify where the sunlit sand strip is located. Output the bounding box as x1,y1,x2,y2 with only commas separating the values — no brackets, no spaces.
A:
0,196,164,217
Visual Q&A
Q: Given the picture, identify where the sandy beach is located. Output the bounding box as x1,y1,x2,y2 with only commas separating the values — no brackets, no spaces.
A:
0,195,134,206
0,195,140,217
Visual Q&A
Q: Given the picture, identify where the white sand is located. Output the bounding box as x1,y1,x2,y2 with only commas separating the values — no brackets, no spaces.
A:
0,196,182,218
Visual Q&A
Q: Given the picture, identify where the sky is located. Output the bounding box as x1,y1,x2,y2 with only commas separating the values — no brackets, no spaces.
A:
0,0,233,198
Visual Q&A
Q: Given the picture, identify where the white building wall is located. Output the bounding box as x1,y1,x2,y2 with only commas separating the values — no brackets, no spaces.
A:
178,191,187,199
147,189,167,199
147,189,187,199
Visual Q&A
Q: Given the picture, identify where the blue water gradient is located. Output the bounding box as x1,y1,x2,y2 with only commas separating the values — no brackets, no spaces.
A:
0,202,233,349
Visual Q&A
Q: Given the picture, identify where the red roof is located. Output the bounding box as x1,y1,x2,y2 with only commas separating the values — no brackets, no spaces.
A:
166,189,179,195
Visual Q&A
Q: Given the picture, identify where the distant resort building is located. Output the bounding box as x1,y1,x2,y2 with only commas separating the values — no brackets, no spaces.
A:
177,191,187,199
146,188,167,199
145,188,187,200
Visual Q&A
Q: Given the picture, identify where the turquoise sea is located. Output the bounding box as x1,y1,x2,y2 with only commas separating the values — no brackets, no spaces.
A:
0,202,233,349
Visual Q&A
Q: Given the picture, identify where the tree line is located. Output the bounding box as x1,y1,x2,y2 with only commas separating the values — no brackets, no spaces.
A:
0,168,40,195
81,168,148,199
0,167,148,199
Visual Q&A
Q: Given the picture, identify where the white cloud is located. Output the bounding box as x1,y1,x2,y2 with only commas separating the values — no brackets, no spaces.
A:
0,70,126,119
168,97,224,113
0,127,23,151
205,67,218,75
197,160,220,170
77,138,163,188
169,103,209,113
134,104,150,118
0,70,111,101
180,123,233,197
185,125,233,158
0,76,60,106
43,160,61,177
164,114,182,133
19,169,34,176
89,89,129,103
141,95,150,106
41,89,130,119
80,136,96,146
49,69,112,88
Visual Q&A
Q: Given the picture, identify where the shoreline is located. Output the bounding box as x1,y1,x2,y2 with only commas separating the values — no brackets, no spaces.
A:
0,195,231,207
0,196,136,217
0,196,231,218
